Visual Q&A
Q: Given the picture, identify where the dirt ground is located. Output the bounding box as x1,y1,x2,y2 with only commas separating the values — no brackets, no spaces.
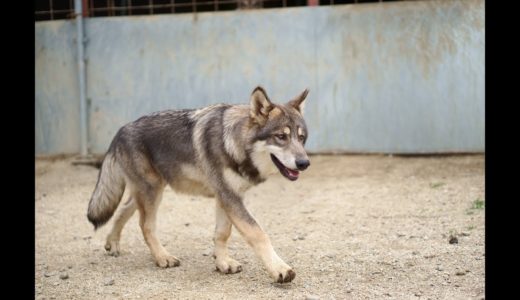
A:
35,154,484,299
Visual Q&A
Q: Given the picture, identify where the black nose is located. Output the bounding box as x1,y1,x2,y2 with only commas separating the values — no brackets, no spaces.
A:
295,159,310,171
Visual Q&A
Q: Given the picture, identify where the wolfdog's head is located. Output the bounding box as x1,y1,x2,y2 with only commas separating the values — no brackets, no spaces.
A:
249,86,310,181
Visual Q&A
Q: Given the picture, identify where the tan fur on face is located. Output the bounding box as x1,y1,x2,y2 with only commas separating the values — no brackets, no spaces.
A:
266,144,298,170
250,141,278,178
268,107,282,118
298,127,303,136
283,127,291,135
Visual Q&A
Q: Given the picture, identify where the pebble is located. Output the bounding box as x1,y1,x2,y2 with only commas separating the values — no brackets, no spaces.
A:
306,294,319,300
59,273,69,280
449,236,458,244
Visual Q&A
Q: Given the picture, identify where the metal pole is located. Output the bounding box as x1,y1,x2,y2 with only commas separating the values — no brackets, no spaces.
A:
75,0,88,156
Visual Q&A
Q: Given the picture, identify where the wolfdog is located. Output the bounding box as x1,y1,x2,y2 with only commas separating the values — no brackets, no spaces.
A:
87,86,310,283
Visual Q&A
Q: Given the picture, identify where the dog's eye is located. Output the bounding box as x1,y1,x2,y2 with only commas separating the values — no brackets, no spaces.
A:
275,134,287,141
298,135,305,142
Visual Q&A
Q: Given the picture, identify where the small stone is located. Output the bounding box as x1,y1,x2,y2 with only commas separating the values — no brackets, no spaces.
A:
59,273,69,280
455,271,466,276
449,236,458,244
67,265,73,269
436,266,444,271
104,278,115,286
44,272,54,277
305,295,319,300
184,223,190,227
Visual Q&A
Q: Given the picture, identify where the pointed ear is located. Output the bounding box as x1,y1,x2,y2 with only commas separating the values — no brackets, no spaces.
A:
288,88,309,115
250,86,274,125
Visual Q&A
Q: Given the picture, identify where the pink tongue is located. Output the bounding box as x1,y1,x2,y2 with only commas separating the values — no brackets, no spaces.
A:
287,168,299,177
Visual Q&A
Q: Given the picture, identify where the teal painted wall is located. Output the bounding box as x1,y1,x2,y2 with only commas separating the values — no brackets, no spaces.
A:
35,0,484,155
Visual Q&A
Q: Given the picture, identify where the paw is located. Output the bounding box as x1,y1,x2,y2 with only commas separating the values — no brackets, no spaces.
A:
276,269,296,283
155,254,181,268
215,257,243,274
104,240,120,257
270,264,296,283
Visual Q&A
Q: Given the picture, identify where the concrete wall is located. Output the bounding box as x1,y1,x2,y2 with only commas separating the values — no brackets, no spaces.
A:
35,0,484,155
36,21,80,155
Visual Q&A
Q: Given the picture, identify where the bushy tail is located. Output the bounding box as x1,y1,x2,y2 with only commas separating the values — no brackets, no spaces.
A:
87,152,126,229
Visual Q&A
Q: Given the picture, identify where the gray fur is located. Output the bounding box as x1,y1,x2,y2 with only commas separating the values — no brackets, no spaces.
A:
86,86,310,282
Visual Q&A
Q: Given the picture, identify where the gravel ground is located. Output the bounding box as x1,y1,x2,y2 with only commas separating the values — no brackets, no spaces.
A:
35,154,484,299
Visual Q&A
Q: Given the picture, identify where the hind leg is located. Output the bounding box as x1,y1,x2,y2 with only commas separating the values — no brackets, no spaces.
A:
214,201,242,274
105,197,137,256
135,188,180,268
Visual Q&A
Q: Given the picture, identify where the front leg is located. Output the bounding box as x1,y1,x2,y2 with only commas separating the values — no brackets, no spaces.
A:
217,192,295,283
214,201,242,274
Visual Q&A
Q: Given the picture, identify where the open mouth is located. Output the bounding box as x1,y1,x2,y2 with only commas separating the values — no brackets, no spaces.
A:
270,154,299,181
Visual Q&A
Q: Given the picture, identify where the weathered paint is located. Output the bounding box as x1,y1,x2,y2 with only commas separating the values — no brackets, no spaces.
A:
35,0,484,155
35,21,80,155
